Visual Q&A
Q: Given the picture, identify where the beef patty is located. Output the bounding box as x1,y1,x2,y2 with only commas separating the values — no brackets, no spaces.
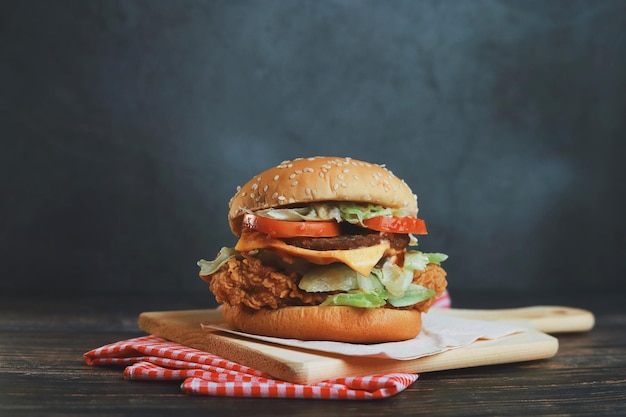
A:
283,231,410,251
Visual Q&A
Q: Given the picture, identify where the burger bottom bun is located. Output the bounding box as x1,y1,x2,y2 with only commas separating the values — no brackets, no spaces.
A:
221,303,423,343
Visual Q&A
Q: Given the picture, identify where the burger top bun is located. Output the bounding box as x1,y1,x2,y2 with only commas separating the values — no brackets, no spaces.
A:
228,156,418,236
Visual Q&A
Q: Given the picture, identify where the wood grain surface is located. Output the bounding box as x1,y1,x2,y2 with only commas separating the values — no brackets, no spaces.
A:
1,292,624,417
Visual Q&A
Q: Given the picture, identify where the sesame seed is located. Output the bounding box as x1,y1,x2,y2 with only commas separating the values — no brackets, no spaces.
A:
305,188,311,195
250,193,255,199
272,192,279,199
337,174,344,180
291,180,299,186
278,195,286,201
342,168,349,173
304,167,314,172
289,173,296,179
251,183,258,190
263,185,268,192
273,175,280,181
288,197,295,203
295,169,302,174
333,183,339,190
341,182,347,187
353,175,359,180
241,192,247,197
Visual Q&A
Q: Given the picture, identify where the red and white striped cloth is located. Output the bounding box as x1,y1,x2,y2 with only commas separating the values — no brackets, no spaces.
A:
84,291,450,400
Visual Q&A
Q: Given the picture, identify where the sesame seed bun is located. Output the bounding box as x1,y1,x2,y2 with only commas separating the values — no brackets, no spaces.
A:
221,303,423,343
228,156,418,236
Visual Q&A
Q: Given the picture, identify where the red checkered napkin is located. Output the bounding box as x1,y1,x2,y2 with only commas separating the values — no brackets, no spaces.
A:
84,291,450,399
84,335,417,399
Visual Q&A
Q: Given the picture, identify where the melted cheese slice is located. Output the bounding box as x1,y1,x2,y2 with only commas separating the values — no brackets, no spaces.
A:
235,230,390,276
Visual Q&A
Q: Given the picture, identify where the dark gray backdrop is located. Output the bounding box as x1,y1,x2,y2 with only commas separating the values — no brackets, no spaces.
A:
2,0,625,303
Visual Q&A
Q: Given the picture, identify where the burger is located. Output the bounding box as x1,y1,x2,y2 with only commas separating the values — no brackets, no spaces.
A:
198,156,448,343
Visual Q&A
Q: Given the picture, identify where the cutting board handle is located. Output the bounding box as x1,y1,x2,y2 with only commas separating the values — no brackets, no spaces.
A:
436,305,595,333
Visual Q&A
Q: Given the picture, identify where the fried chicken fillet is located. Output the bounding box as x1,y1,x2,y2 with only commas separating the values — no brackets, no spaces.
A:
206,252,447,312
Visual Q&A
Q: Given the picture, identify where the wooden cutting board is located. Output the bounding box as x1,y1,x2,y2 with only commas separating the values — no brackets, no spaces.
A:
137,306,593,384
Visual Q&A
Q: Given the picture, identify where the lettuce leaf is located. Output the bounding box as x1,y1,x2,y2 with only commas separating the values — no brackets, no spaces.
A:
338,203,409,225
371,261,413,298
320,291,387,308
424,252,448,265
298,264,360,293
296,248,449,308
197,247,240,276
254,203,409,225
387,284,436,307
403,251,449,271
255,205,342,222
299,264,385,293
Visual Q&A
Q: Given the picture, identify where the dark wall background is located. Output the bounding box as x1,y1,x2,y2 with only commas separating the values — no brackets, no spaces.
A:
2,0,625,301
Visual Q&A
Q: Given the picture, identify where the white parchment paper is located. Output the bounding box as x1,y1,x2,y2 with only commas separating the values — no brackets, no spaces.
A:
201,312,524,360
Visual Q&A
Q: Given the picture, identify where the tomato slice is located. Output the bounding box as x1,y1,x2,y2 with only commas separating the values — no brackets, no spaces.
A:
362,216,428,235
242,213,341,238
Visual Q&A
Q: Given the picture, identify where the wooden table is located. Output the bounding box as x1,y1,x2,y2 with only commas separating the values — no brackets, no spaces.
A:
1,290,625,416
